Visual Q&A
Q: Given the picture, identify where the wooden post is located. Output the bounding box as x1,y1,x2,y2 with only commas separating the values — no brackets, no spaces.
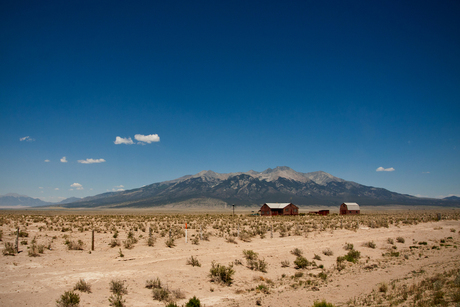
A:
237,225,240,237
200,226,203,240
15,227,19,254
169,228,171,239
149,227,152,238
185,223,187,243
91,230,95,251
271,225,273,238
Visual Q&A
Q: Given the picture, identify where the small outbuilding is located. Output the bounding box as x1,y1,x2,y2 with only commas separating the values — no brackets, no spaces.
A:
340,202,360,215
260,203,299,216
308,210,330,216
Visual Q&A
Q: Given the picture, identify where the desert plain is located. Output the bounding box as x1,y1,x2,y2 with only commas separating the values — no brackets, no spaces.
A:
1,208,460,307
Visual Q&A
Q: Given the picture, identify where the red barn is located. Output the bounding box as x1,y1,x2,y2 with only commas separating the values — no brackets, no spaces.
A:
340,202,360,215
260,203,299,216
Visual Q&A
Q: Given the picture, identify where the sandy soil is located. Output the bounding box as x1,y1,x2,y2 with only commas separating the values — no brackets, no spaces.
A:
0,214,459,307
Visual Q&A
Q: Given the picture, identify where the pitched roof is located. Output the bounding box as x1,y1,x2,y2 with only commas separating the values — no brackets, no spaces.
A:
264,203,292,209
342,202,360,210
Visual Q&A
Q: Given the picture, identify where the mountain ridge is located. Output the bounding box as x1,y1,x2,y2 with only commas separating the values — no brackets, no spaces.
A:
57,166,459,208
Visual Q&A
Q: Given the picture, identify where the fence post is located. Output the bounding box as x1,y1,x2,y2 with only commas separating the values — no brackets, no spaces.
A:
200,226,203,240
185,223,187,243
169,228,171,239
238,225,240,237
91,230,95,251
271,225,273,238
15,227,19,253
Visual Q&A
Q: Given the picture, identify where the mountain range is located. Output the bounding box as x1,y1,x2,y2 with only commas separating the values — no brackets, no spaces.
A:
1,167,459,208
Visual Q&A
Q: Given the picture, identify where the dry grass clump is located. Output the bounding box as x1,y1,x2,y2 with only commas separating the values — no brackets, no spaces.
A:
363,241,376,249
110,279,128,295
186,256,201,267
322,248,333,256
146,277,162,289
65,239,84,250
396,236,405,243
3,242,16,256
209,261,235,285
291,247,303,257
108,294,125,307
74,278,91,293
56,290,80,307
281,259,290,267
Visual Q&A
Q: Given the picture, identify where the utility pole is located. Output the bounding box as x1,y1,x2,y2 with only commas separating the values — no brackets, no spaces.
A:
232,204,235,217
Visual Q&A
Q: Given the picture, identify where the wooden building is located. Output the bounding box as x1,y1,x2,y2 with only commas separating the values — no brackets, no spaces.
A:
260,203,299,216
340,202,360,215
308,210,330,216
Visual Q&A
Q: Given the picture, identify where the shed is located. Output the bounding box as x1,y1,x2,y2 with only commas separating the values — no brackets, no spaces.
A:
260,203,299,216
340,202,360,215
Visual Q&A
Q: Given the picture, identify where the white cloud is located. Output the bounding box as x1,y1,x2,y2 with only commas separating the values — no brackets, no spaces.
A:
44,159,50,162
39,187,43,189
20,136,35,142
60,156,68,163
114,136,134,145
111,185,125,191
78,158,106,164
422,171,430,174
135,134,160,144
376,167,395,172
70,183,83,190
54,188,59,190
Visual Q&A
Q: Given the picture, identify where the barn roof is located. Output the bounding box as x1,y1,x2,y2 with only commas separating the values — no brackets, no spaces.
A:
264,203,292,209
343,202,360,210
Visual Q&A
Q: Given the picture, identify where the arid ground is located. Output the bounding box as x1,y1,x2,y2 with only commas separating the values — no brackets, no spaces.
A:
1,209,459,307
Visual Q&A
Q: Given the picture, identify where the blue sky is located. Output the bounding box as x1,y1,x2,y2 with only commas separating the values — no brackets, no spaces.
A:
1,0,459,202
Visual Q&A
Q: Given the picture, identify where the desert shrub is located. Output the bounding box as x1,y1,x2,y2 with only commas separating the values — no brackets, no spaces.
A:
108,294,125,307
322,248,333,256
226,236,237,244
0,230,2,241
28,244,40,257
294,271,303,278
110,279,128,295
281,260,290,267
145,277,162,289
74,279,91,293
109,239,120,248
396,236,405,243
291,248,303,257
191,236,200,245
242,249,258,260
239,231,252,242
186,256,201,267
387,238,394,244
312,300,335,307
363,241,376,249
165,238,175,248
313,254,322,261
152,288,169,301
66,240,84,250
344,249,360,263
318,271,327,280
123,239,135,249
294,256,310,269
147,236,156,246
247,258,268,273
3,242,16,256
56,290,80,307
209,261,235,285
165,303,179,307
379,282,388,293
185,296,201,307
17,229,29,237
256,284,270,294
344,243,354,250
